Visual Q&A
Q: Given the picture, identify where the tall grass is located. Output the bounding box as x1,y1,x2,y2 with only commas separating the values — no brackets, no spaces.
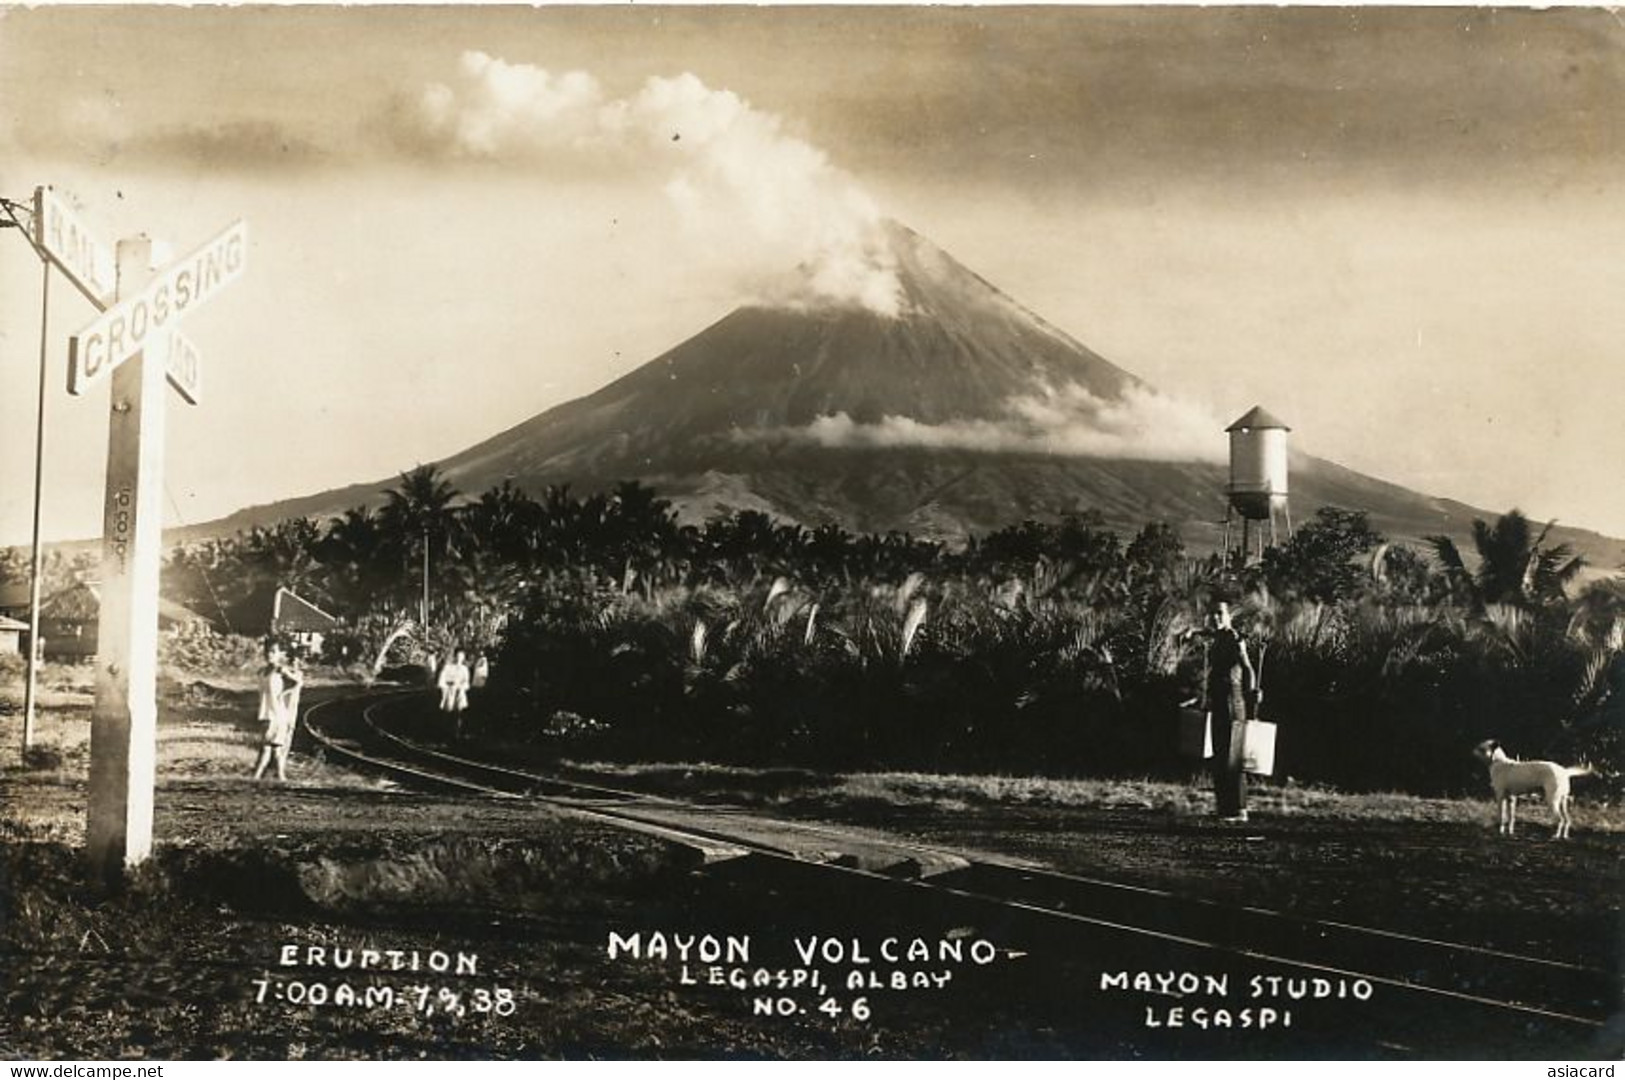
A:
483,558,1623,797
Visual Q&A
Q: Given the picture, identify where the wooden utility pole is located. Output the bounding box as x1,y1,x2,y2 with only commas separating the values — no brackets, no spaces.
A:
21,253,50,752
86,238,166,882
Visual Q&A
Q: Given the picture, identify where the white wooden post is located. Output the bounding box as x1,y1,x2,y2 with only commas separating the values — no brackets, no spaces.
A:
85,237,167,884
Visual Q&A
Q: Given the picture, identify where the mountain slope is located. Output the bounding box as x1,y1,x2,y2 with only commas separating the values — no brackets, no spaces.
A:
435,221,1143,484
184,222,1625,568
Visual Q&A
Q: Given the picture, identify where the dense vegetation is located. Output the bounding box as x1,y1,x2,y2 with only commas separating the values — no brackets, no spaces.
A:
6,467,1622,795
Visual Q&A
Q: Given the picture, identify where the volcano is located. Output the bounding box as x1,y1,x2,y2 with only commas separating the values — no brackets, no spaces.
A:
196,222,1624,564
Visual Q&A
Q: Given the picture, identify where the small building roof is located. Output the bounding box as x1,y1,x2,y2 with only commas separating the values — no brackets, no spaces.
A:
272,587,339,633
0,614,28,632
39,582,101,621
38,581,210,627
1226,405,1291,432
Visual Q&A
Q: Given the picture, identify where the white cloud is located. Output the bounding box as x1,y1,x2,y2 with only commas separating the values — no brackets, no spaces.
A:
760,383,1227,463
402,54,902,316
417,53,609,156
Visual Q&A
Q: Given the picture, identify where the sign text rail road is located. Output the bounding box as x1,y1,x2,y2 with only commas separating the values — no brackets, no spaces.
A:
34,186,115,304
34,188,205,405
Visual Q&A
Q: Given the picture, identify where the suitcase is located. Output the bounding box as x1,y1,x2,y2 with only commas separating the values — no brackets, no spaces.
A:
1239,719,1278,776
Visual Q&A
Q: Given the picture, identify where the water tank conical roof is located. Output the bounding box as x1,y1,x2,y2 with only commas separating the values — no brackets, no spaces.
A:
1226,406,1291,432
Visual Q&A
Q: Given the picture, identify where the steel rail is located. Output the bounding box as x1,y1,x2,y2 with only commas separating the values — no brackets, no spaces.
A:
301,690,1615,1032
348,693,1616,974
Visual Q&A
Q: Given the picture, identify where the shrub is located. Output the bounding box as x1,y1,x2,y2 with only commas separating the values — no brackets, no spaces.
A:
158,627,264,678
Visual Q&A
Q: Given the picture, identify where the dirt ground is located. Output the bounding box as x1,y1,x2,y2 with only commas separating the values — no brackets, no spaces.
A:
808,804,1625,968
2,682,1621,1060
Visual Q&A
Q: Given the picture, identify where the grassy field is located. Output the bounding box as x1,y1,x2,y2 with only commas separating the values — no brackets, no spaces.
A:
565,759,1625,833
6,657,1621,835
0,662,381,838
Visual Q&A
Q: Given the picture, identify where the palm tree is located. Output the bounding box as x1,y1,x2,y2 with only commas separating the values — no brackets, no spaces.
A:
605,481,689,588
257,518,326,598
1567,578,1625,719
381,464,460,539
1568,578,1625,651
701,510,784,581
1428,509,1586,610
318,505,388,609
379,464,463,618
465,480,541,565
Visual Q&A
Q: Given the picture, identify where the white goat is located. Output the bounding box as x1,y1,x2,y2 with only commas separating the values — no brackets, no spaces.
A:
1473,739,1594,840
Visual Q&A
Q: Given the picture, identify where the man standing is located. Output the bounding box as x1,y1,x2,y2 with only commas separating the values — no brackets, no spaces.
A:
1199,601,1259,822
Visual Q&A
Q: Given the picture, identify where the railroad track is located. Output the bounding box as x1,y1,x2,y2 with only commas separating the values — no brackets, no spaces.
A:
302,689,1622,1048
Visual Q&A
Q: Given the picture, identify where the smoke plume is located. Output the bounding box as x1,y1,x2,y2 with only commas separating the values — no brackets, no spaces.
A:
403,53,902,315
765,383,1227,463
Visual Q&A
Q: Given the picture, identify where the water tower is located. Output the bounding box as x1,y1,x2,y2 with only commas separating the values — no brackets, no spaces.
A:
1224,405,1292,563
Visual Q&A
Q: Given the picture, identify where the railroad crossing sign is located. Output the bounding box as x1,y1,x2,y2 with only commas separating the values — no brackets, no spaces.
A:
66,218,243,394
34,187,207,404
31,186,246,883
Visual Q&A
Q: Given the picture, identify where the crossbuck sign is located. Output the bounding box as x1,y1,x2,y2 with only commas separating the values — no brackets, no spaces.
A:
67,217,245,396
34,187,207,403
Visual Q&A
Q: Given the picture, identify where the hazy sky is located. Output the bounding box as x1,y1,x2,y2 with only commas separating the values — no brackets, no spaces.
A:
2,5,1622,545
